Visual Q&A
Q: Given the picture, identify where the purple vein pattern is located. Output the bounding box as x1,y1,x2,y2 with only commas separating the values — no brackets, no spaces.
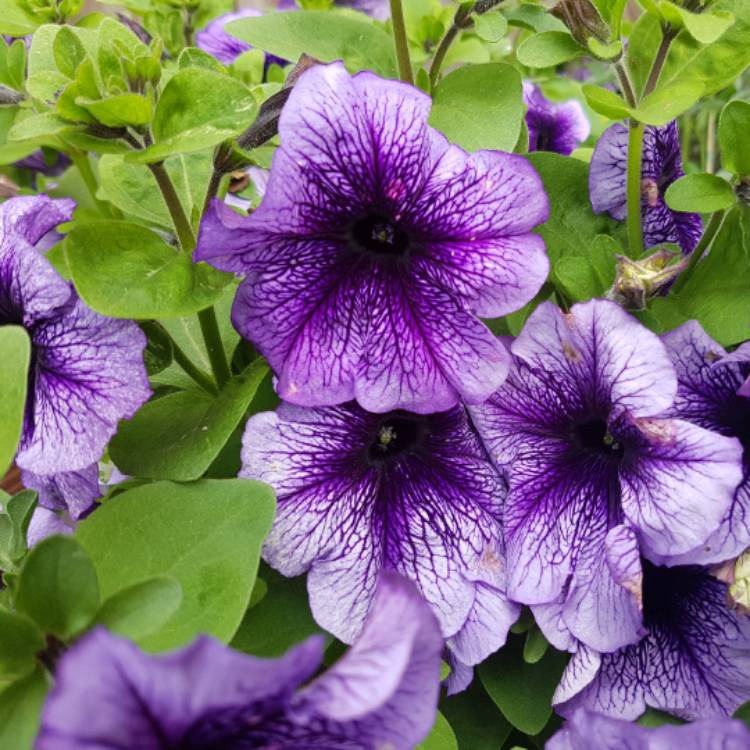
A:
469,298,743,653
0,196,150,485
554,562,750,720
547,708,750,749
195,62,550,413
523,82,590,156
589,121,703,253
241,399,519,678
36,573,443,750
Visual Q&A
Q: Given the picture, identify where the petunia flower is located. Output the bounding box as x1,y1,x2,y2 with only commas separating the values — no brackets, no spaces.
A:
469,298,743,653
659,321,750,565
21,465,100,522
589,121,703,253
0,195,151,477
196,9,263,65
523,82,590,156
36,573,443,750
240,400,520,682
14,150,70,179
548,707,750,749
554,561,750,720
196,62,550,413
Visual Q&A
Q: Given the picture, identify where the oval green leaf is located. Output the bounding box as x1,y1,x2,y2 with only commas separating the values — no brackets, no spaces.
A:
64,221,232,319
0,326,30,476
719,100,750,177
416,712,458,750
664,172,736,213
76,478,276,651
516,31,585,68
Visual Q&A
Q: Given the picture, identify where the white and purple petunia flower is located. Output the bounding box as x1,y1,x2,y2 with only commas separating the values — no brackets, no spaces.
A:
196,62,550,413
36,573,443,750
469,299,743,653
589,121,703,253
547,708,750,749
0,196,151,479
660,321,750,565
554,561,750,720
523,82,590,156
240,400,520,684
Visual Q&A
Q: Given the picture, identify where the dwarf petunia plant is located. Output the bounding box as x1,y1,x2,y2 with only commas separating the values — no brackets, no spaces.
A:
0,0,749,748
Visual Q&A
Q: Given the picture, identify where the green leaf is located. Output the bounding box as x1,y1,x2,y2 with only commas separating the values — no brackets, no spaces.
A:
719,100,750,177
581,83,631,119
664,173,735,213
637,707,685,727
97,152,212,231
0,0,40,37
587,37,623,60
227,10,397,77
630,79,704,126
0,326,30,476
64,221,232,319
555,234,619,301
178,46,227,72
478,634,569,735
0,668,48,750
442,678,513,750
0,490,38,566
0,610,44,679
416,712,458,750
135,68,256,163
733,700,750,728
15,536,100,639
53,25,86,78
231,565,323,658
504,4,568,33
77,93,153,128
8,112,73,144
516,31,585,68
76,479,276,650
523,625,549,664
110,358,269,481
140,321,174,376
91,577,182,643
658,2,734,44
429,63,522,153
474,11,508,42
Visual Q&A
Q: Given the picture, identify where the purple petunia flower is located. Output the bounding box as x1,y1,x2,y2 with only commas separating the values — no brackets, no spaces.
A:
26,506,75,548
589,121,703,253
14,150,70,179
523,82,590,156
469,299,743,653
554,561,750,720
241,400,520,684
21,465,100,522
36,573,443,750
547,708,750,749
659,321,750,565
195,9,261,65
196,62,550,413
0,196,151,477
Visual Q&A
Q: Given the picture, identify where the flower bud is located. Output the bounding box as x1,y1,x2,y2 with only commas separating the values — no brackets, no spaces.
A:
551,0,609,47
608,247,684,310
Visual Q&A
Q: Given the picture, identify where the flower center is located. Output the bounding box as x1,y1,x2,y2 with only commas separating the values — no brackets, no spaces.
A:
572,417,624,459
641,560,712,628
350,214,409,257
367,413,426,462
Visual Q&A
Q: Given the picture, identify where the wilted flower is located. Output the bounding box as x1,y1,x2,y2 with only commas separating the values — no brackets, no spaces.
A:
470,299,743,652
0,196,150,476
659,321,750,565
196,62,549,413
523,82,590,156
609,246,683,310
37,574,443,750
241,400,519,683
548,707,750,749
554,561,750,720
589,121,703,253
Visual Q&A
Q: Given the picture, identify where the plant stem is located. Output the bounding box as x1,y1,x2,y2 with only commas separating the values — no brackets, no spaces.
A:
149,162,197,252
389,0,414,85
626,120,644,257
642,28,676,98
198,306,232,389
613,62,636,108
70,151,115,217
203,170,223,216
671,210,725,293
429,24,459,89
170,336,218,394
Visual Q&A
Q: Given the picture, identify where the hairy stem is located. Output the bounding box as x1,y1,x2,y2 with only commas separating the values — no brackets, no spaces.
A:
429,24,459,88
672,210,725,293
389,0,414,85
642,28,676,98
613,62,636,108
149,162,196,252
626,120,644,257
198,306,232,389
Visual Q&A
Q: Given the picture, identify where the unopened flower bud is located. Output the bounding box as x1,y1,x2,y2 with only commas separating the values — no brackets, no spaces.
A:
551,0,609,47
609,247,683,310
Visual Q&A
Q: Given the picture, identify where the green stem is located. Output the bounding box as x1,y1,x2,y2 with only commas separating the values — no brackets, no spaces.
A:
70,151,115,217
148,162,196,252
642,28,676,98
429,24,459,88
198,306,232,389
170,336,218,394
626,120,644,257
671,210,725,293
613,62,637,108
389,0,414,85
